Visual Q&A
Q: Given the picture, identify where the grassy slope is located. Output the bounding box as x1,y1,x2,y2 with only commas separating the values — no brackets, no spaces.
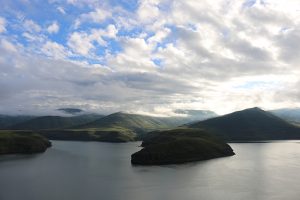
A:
189,107,300,141
131,128,234,165
0,131,51,155
37,128,137,143
0,115,35,129
76,112,182,138
11,114,103,130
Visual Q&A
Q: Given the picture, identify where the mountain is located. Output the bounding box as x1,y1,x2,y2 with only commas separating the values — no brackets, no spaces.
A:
131,128,234,165
0,131,51,155
57,108,83,115
270,108,300,125
174,109,218,123
0,115,35,129
11,114,104,130
76,112,180,138
189,107,300,141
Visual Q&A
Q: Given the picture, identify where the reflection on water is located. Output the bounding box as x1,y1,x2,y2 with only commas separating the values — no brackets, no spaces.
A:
0,141,299,200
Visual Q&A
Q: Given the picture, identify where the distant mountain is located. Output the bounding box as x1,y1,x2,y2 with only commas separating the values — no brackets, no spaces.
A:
189,107,300,141
0,115,35,129
270,108,300,125
76,112,182,138
174,109,218,123
11,114,104,130
57,108,83,115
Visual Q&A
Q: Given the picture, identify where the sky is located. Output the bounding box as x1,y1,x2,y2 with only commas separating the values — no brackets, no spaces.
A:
0,0,300,116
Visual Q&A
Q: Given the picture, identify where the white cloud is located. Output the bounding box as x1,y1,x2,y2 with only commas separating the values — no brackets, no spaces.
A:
137,0,160,23
147,27,171,46
74,8,111,29
0,39,17,52
41,41,70,59
57,6,66,14
23,19,41,32
67,24,118,56
47,21,59,34
107,37,157,72
2,0,300,115
67,32,94,56
0,17,6,33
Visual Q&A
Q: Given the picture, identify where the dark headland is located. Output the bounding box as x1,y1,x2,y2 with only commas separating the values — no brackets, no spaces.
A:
131,107,300,165
131,128,235,165
0,132,51,155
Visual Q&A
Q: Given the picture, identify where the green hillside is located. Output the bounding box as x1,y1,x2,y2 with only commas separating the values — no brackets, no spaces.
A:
0,131,51,155
11,114,104,130
76,112,182,138
131,128,234,165
189,107,300,141
37,128,136,143
0,115,35,129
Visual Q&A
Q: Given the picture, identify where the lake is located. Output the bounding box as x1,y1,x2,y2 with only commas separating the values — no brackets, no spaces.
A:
0,141,300,200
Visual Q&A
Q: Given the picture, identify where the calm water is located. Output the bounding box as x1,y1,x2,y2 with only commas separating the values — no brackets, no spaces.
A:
0,141,300,200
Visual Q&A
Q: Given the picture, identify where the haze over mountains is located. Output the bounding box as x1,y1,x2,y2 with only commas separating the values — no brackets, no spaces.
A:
10,114,104,130
270,108,300,125
2,107,300,143
0,109,216,142
2,109,216,131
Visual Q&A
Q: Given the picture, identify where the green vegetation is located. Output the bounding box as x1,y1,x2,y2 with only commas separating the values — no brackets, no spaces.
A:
2,111,217,143
0,131,51,155
11,114,104,130
76,112,184,138
0,115,35,129
37,128,137,143
131,128,234,165
189,107,300,141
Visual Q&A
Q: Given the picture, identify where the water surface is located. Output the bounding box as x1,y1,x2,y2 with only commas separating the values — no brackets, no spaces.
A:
0,141,300,200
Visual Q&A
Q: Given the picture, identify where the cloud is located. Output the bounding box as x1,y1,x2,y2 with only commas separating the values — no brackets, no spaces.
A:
0,17,6,33
67,24,118,56
0,39,17,52
74,8,111,29
57,6,66,14
1,0,300,115
67,32,94,56
23,19,41,32
47,21,59,34
41,41,70,59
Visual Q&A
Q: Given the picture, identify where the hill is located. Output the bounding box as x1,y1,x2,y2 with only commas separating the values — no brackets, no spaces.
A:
131,128,234,165
11,114,104,130
189,107,300,141
36,128,137,143
76,112,183,138
0,115,35,129
0,131,51,155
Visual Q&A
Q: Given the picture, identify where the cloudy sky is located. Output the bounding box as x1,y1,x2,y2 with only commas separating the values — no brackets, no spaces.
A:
0,0,300,116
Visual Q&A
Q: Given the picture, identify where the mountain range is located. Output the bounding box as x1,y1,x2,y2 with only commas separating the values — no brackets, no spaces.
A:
10,114,104,130
189,107,300,141
2,107,300,142
0,110,215,142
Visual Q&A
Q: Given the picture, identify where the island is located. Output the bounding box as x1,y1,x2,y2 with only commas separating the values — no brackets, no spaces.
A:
131,128,235,165
0,132,51,155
